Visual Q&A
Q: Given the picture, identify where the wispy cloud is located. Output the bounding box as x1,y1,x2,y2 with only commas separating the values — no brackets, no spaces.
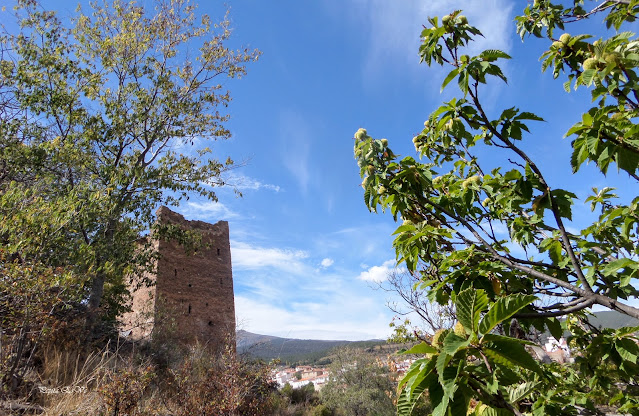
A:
186,201,239,219
223,172,282,192
357,259,397,282
348,1,514,84
231,241,309,271
279,110,312,193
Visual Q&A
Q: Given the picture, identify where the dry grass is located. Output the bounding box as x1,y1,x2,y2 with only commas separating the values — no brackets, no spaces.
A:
38,342,134,416
6,335,275,416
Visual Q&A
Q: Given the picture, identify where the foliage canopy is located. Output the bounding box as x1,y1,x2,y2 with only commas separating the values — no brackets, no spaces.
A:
355,1,639,415
0,0,258,332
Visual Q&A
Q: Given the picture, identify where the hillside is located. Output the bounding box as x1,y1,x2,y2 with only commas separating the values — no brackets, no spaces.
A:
588,310,639,330
237,310,639,364
236,330,385,364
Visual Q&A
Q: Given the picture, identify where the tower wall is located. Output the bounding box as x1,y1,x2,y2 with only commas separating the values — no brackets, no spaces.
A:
122,206,235,351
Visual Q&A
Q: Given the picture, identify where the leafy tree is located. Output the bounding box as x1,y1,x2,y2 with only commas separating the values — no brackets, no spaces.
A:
321,347,395,416
355,2,639,415
0,0,258,332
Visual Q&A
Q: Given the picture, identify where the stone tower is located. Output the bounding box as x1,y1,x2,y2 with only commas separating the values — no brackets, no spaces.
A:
122,206,235,350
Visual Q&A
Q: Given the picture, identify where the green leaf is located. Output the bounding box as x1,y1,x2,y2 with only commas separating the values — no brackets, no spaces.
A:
513,111,544,122
403,342,438,355
579,68,597,86
483,338,543,374
602,258,638,277
479,49,512,61
478,294,537,336
456,288,489,334
436,351,452,384
442,332,470,355
441,67,461,92
482,333,536,346
429,375,451,416
615,338,639,364
507,381,539,403
398,371,436,416
546,317,563,341
397,358,429,391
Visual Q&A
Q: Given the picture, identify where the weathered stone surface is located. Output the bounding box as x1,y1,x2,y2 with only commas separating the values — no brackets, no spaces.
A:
121,206,235,351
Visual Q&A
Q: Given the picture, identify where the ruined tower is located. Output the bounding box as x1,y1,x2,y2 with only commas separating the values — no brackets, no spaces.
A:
122,206,235,350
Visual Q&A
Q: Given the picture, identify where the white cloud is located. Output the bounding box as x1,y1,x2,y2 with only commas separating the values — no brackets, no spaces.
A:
348,1,514,84
279,110,312,193
235,296,391,341
186,201,238,219
222,173,282,192
357,259,396,282
231,241,309,271
320,258,334,268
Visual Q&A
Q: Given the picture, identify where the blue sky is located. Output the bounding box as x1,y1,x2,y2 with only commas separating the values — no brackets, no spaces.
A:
191,1,520,340
34,1,636,340
180,1,636,340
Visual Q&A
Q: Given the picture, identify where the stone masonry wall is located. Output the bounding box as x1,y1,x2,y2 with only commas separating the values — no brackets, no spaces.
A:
122,206,235,351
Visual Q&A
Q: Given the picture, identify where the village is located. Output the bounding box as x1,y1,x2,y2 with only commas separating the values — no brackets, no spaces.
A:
270,336,574,390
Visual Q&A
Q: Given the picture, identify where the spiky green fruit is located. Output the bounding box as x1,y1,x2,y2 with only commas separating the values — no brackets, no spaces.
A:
454,321,466,337
444,119,454,130
402,219,413,226
481,197,491,207
462,175,480,189
367,165,375,175
432,329,449,346
559,33,571,45
476,404,489,416
355,128,368,141
458,15,468,24
442,15,451,24
381,138,388,146
551,41,563,50
377,186,386,195
604,52,620,65
583,58,598,70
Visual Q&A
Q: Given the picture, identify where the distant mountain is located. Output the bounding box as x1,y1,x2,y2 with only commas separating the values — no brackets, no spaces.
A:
589,310,639,329
237,310,638,364
236,330,384,364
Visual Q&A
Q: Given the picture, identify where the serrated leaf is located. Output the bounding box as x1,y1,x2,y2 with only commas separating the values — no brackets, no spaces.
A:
602,258,638,277
479,49,512,61
479,294,537,335
397,371,436,416
441,67,461,92
546,317,563,340
507,381,539,403
483,339,543,374
456,288,489,334
436,351,452,383
482,333,536,346
579,68,597,86
615,338,639,364
397,358,430,391
477,404,516,416
429,375,450,416
403,341,438,355
442,332,470,355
